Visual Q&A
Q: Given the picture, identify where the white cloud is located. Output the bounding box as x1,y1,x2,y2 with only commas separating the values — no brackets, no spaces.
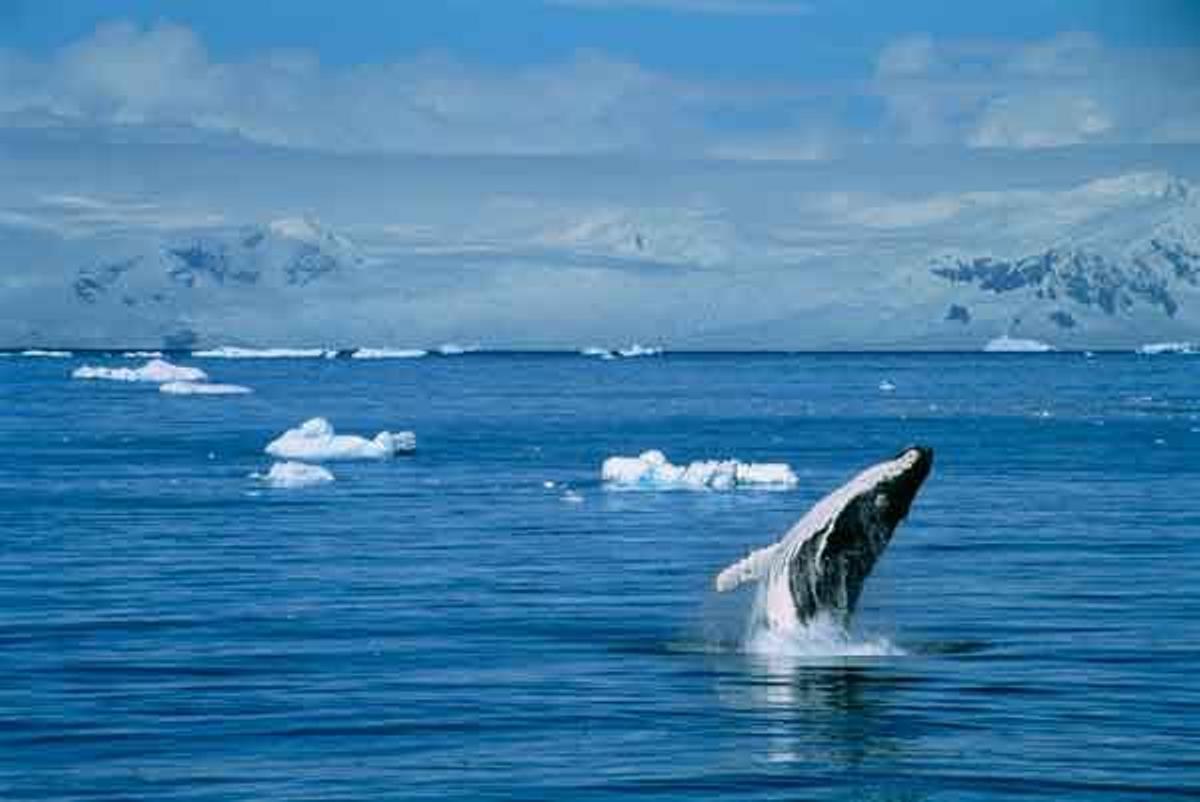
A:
872,31,1200,150
0,22,1198,160
0,21,706,156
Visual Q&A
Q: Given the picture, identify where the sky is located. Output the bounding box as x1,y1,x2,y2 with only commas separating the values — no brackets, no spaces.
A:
2,1,1200,348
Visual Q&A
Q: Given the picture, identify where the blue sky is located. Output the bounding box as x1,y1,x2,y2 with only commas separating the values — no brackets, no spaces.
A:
2,2,1200,349
4,1,1200,76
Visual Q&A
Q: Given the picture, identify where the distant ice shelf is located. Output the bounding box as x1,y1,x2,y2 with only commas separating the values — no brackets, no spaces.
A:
602,449,798,490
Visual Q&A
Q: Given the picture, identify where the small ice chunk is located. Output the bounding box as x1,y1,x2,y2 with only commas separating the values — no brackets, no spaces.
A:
255,461,335,489
193,347,337,359
581,347,617,360
543,480,557,489
562,490,584,503
160,381,252,395
983,336,1054,353
265,417,415,461
21,349,72,358
616,344,663,358
602,449,797,490
350,348,428,359
879,379,896,392
1137,341,1197,355
73,359,208,383
436,343,478,355
122,350,164,358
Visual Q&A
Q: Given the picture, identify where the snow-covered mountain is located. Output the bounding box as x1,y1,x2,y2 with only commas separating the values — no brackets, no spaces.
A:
74,216,360,303
915,172,1200,347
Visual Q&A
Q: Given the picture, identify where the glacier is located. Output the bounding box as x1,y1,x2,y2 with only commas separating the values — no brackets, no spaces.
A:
265,417,416,461
602,450,798,490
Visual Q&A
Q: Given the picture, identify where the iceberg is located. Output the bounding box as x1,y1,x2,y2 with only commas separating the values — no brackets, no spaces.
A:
1137,341,1197,355
21,349,72,358
255,461,335,489
582,344,663,359
983,336,1055,353
73,359,208,383
350,348,428,359
602,449,798,490
193,347,337,359
616,344,663,358
265,417,415,461
160,381,252,395
436,343,479,356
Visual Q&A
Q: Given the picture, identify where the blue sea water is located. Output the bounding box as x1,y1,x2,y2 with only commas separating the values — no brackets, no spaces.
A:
1,351,1198,801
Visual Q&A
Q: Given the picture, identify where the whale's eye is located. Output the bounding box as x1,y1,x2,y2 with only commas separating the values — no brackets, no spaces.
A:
874,493,890,511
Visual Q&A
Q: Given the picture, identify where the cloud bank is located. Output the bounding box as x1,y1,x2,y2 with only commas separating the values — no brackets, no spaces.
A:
1,23,1198,158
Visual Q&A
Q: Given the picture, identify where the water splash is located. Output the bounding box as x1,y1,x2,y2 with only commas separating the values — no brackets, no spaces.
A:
740,580,904,659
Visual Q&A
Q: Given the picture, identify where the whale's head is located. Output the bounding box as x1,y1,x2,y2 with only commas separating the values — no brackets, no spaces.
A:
790,445,934,621
859,445,934,532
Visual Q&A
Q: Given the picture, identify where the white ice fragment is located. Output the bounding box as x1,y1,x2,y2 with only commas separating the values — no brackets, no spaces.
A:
73,359,208,383
1137,341,1197,355
436,343,478,355
350,348,428,359
983,336,1054,352
21,349,72,358
879,379,896,392
602,449,797,490
160,381,252,395
122,351,164,358
255,461,335,489
193,347,337,359
265,417,415,461
616,344,663,358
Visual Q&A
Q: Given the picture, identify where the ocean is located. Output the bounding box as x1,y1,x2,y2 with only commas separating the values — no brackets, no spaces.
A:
1,351,1197,800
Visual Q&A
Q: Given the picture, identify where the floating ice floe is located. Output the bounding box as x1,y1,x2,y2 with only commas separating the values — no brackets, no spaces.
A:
254,461,335,489
160,381,252,396
73,359,208,383
878,379,896,392
21,349,72,358
1137,341,1197,355
265,417,415,461
582,344,663,359
602,449,798,490
193,347,338,359
436,343,479,356
983,336,1055,353
122,350,164,358
350,348,428,359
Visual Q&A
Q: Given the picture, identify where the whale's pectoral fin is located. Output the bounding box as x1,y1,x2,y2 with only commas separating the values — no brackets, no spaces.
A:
715,542,782,593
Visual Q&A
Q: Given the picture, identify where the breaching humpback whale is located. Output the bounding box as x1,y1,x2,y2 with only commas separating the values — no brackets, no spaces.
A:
715,446,933,630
